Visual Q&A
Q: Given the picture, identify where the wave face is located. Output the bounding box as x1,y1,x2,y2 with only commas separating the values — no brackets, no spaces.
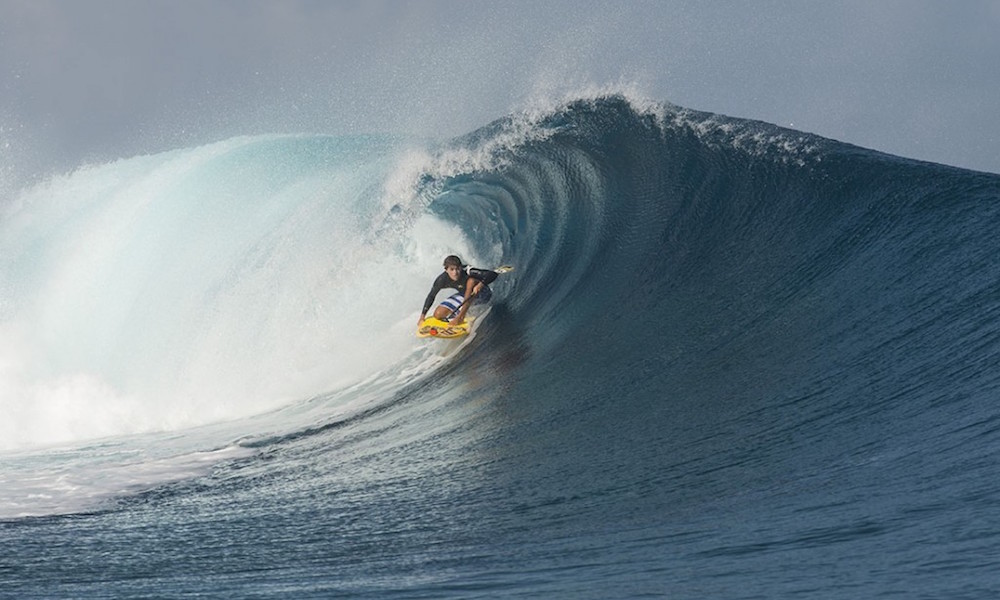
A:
3,96,1000,598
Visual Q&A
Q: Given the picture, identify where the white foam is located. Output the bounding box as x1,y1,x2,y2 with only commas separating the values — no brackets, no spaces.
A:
0,135,477,452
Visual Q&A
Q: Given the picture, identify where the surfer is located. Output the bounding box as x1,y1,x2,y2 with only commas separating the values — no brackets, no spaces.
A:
419,255,499,326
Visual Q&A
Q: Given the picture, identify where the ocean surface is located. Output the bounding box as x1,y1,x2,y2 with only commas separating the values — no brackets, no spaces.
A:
2,95,999,598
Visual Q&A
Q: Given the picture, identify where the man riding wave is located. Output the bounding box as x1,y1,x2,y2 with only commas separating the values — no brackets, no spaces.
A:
419,255,502,326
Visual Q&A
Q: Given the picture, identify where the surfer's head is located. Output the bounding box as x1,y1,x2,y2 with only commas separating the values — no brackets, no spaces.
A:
443,255,464,280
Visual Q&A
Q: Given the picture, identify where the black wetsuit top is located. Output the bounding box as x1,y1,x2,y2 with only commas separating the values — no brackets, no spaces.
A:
422,268,496,314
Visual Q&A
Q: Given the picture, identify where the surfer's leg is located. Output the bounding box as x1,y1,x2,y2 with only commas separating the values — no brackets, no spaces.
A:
433,293,465,320
473,285,492,304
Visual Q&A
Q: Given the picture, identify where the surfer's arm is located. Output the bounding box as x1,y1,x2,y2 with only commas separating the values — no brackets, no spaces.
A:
451,278,483,324
420,274,447,323
419,289,436,324
419,293,435,324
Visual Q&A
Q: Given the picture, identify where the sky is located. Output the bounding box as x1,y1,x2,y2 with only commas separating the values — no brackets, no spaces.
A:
1,0,999,185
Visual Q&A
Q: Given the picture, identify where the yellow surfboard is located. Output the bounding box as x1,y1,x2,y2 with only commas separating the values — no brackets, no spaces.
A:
416,317,473,339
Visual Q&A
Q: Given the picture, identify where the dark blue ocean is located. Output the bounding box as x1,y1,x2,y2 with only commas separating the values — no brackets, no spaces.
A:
2,95,999,598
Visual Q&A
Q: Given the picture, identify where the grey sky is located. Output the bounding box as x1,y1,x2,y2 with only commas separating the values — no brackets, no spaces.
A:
2,0,998,182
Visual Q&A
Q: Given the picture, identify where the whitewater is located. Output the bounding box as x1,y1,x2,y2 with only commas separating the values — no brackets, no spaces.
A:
2,94,999,598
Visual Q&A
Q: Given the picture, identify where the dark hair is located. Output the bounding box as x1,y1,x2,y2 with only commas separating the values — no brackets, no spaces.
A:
443,255,464,268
